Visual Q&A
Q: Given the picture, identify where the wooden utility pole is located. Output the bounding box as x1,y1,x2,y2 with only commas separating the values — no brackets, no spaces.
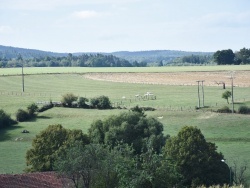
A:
196,81,200,108
18,54,24,92
201,80,205,107
229,71,235,114
196,80,205,108
22,63,24,92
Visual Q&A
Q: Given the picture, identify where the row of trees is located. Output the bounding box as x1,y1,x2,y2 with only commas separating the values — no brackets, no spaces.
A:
170,47,250,65
214,48,250,65
0,53,136,68
1,94,112,127
26,110,233,187
169,54,213,65
61,93,112,109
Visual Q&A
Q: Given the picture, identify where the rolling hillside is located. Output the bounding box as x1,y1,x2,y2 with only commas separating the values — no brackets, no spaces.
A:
0,45,213,63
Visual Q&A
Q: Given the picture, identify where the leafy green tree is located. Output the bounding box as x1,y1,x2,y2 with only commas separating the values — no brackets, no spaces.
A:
27,103,38,116
77,97,89,108
16,103,38,122
26,124,89,172
55,142,93,188
90,96,112,109
119,144,181,188
222,90,232,104
89,111,166,154
235,47,250,64
213,49,235,65
61,93,78,107
164,126,230,187
55,143,130,188
16,109,30,122
130,105,145,115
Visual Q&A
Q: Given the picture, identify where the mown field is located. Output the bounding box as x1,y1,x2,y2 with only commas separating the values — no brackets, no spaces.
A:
0,66,250,183
1,65,250,75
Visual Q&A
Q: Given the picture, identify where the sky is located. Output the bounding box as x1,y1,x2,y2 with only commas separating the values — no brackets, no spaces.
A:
0,0,250,53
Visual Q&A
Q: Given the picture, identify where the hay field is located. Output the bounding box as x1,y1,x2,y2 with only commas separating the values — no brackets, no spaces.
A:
83,70,250,87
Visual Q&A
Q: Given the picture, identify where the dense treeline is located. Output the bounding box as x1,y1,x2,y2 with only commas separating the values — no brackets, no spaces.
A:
1,45,250,67
214,48,250,65
168,54,213,65
113,50,213,64
0,53,133,68
0,45,214,66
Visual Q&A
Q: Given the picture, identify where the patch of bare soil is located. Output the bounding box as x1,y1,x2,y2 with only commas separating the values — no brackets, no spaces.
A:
83,71,250,87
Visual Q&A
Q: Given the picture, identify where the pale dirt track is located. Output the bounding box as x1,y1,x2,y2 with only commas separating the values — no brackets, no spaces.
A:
83,71,250,87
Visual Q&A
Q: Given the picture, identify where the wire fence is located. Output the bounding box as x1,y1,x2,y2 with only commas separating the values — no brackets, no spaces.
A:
112,98,250,112
1,90,249,112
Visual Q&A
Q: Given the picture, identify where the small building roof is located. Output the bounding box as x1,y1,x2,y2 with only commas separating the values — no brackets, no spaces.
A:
0,171,73,188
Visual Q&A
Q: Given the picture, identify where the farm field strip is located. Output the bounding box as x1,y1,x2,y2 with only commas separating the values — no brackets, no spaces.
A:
1,65,250,75
83,71,250,87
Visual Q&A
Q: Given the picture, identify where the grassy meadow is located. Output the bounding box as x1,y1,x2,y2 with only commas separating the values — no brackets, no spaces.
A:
1,65,250,75
0,66,250,182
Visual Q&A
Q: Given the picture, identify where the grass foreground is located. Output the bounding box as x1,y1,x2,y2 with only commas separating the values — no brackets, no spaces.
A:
0,67,249,183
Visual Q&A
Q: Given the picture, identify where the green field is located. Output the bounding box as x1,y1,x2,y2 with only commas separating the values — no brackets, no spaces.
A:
0,66,250,183
1,65,250,75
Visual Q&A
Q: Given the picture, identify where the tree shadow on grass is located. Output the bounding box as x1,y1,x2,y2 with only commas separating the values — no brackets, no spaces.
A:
24,115,52,122
0,125,23,142
36,115,52,120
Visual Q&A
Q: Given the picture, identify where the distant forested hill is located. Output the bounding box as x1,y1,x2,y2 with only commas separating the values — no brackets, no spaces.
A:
0,45,214,67
0,45,67,59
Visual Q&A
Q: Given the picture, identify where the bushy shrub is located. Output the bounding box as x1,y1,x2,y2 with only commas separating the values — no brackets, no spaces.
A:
0,109,16,129
217,106,232,113
61,93,78,107
141,106,156,111
130,105,144,113
38,103,54,112
131,106,156,114
238,106,250,114
27,103,38,116
16,109,30,122
90,96,112,109
77,97,89,108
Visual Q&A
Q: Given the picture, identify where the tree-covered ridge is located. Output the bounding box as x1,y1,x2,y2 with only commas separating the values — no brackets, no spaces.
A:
0,45,67,59
1,45,250,66
0,45,214,67
0,53,132,68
